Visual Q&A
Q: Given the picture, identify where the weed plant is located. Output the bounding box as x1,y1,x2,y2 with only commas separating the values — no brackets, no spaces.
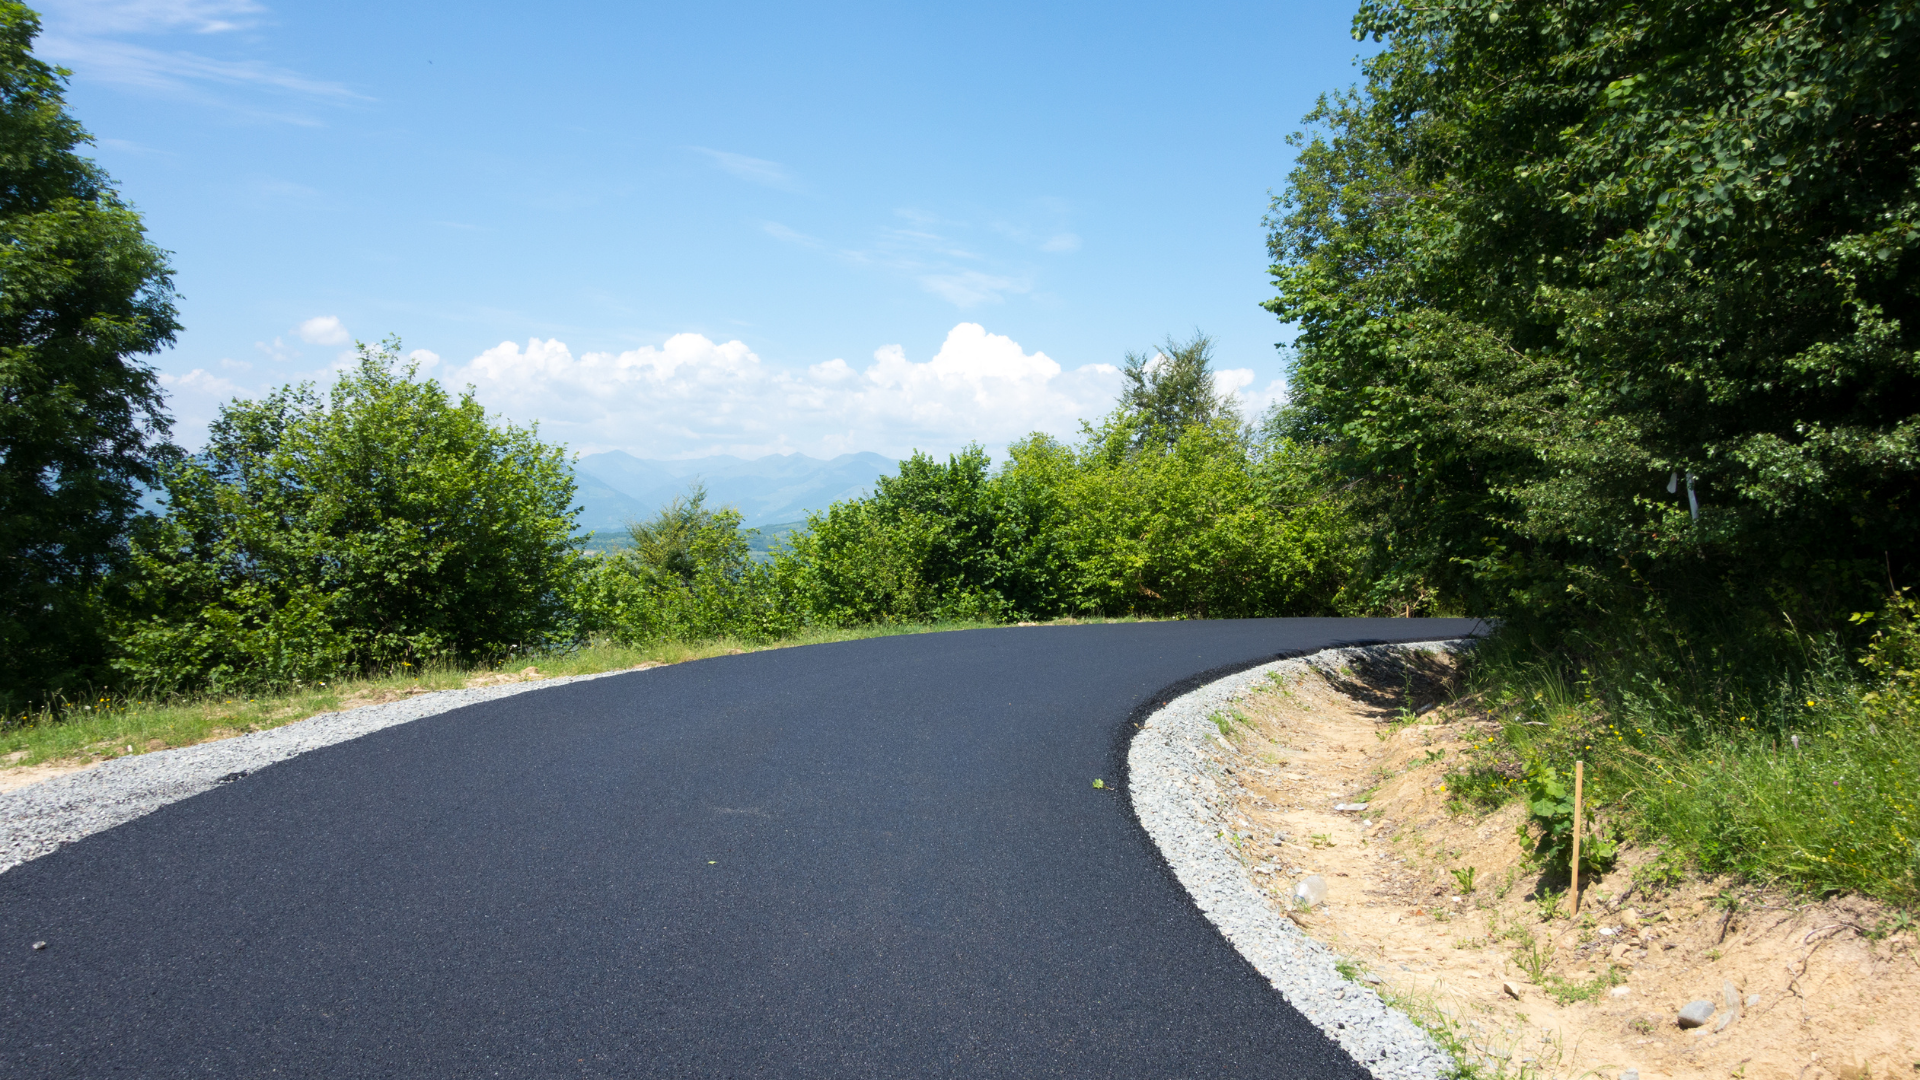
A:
1462,598,1920,906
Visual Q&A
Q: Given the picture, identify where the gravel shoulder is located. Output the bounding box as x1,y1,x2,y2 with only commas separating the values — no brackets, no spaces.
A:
1130,640,1470,1080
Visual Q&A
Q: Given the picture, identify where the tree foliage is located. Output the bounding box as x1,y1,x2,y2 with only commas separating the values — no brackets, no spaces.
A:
111,342,579,690
1268,0,1920,646
1117,332,1237,450
0,2,179,706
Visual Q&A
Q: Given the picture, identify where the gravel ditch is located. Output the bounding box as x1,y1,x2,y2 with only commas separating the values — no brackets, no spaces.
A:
1129,640,1474,1080
0,668,647,876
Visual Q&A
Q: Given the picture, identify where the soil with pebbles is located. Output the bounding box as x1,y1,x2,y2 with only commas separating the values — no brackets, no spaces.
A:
1197,646,1920,1080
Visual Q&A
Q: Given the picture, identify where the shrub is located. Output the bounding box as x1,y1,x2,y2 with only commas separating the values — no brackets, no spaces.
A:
110,340,579,690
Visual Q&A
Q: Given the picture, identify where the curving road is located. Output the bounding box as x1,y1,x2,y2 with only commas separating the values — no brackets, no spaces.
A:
1,618,1481,1078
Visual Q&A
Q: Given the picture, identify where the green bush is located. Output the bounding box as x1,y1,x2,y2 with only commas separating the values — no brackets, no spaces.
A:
573,488,799,645
110,340,580,690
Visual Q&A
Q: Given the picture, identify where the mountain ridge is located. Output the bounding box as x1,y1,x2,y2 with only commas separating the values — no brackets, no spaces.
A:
570,450,896,543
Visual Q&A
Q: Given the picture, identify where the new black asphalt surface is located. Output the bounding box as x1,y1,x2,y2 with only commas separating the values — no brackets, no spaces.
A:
2,618,1483,1078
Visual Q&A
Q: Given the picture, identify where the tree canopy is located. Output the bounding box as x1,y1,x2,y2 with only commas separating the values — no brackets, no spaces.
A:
0,2,179,707
1268,0,1920,644
112,342,580,690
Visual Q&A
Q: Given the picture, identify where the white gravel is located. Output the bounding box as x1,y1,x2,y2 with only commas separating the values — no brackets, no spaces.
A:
1129,640,1474,1080
0,668,647,876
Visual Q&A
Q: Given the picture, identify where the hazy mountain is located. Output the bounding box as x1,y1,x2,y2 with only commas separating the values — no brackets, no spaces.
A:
570,451,896,543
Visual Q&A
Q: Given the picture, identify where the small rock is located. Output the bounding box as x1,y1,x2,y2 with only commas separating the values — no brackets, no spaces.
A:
1501,981,1522,1001
1712,980,1741,1032
31,941,45,951
1293,874,1328,907
1620,1071,1639,1080
1676,999,1716,1028
1333,802,1369,812
1745,994,1760,1008
1363,974,1382,985
1609,985,1632,998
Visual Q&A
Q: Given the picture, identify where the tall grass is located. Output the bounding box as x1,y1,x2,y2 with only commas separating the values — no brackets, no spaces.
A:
1459,601,1920,906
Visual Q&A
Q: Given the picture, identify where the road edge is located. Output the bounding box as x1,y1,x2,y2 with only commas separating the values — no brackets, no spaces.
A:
1128,640,1473,1080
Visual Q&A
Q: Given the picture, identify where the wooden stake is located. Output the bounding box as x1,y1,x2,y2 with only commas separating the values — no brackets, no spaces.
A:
1570,760,1585,915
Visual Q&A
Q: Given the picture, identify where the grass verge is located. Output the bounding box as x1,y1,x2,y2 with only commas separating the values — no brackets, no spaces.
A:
1,617,1139,779
1446,599,1920,909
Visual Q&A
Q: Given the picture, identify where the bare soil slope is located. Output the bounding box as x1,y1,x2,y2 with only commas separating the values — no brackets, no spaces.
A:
1205,652,1918,1079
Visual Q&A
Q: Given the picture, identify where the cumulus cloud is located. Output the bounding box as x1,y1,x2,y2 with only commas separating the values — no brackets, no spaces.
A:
296,315,350,345
444,323,1122,460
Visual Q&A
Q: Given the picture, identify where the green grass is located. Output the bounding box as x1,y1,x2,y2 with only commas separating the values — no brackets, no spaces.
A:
1457,602,1920,908
1,616,1145,776
1542,965,1624,1006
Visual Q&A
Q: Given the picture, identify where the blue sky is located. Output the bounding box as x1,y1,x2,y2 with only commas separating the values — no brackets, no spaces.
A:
38,0,1369,460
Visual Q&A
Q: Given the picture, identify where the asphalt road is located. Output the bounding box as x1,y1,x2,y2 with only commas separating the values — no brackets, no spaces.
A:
1,618,1482,1078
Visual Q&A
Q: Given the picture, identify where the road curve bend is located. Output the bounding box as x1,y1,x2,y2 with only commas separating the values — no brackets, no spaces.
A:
1,617,1481,1078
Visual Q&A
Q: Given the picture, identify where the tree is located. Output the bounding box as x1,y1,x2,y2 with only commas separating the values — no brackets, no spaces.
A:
1268,0,1920,645
626,482,723,588
111,340,580,690
0,2,179,707
1117,332,1236,448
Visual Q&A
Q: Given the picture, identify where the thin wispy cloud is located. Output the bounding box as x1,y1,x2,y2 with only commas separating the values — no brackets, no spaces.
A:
35,0,364,117
694,148,799,191
759,203,1077,309
919,270,1028,307
762,221,825,248
40,0,267,36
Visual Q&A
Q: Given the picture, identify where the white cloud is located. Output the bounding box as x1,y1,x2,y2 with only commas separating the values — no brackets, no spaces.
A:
407,348,441,373
37,0,266,36
159,366,244,398
34,0,364,116
445,323,1121,460
254,335,297,362
694,148,798,191
1041,233,1081,253
296,315,349,345
918,270,1027,307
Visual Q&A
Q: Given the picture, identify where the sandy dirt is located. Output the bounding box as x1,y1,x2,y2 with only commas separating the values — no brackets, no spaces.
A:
1206,651,1920,1079
0,663,664,796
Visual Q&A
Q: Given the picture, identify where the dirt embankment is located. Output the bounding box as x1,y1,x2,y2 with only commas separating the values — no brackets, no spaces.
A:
1206,651,1918,1079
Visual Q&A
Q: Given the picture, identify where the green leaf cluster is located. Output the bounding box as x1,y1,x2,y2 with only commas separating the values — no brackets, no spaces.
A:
1269,0,1920,647
109,341,580,691
0,2,179,707
1517,764,1617,876
572,488,798,645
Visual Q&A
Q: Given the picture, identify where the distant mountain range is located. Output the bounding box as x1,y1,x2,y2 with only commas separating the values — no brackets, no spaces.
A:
570,450,896,546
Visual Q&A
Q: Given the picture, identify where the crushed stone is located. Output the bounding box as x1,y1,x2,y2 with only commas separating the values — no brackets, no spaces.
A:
1130,640,1474,1080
